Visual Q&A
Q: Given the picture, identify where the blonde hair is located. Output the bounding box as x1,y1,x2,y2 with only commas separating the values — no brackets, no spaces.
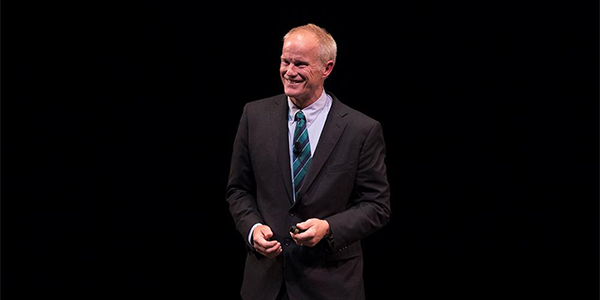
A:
283,23,337,65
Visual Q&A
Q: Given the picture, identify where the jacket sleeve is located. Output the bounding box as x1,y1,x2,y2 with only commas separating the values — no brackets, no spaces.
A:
226,104,263,244
325,121,391,252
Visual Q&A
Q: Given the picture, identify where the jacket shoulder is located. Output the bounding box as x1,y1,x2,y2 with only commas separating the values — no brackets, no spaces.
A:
244,94,286,112
332,96,381,132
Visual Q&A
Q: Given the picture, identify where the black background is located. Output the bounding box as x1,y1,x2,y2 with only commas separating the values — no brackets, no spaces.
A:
5,2,597,299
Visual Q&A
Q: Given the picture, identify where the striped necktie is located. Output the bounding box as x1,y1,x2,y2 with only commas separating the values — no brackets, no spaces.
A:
292,110,312,200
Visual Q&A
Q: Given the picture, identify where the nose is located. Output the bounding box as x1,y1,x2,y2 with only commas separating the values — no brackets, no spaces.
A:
285,65,298,77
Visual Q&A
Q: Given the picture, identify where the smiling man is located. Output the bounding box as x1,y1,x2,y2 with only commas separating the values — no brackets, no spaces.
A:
280,26,335,108
226,24,391,300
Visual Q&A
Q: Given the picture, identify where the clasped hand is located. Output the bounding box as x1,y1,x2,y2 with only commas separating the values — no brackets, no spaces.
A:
252,218,330,258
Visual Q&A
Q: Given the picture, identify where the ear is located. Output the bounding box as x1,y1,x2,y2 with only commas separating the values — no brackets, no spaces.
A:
322,60,335,79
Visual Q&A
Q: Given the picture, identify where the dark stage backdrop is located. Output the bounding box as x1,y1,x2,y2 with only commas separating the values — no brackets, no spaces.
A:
5,2,597,299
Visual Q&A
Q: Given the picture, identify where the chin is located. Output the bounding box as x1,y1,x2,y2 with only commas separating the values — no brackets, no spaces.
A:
284,86,303,97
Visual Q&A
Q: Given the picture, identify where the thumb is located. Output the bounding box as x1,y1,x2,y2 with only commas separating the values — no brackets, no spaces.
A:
260,225,273,239
296,220,312,231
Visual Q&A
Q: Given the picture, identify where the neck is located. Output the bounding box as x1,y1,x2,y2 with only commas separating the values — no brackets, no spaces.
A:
290,87,324,109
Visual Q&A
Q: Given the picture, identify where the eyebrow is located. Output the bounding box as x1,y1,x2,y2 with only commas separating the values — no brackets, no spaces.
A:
281,57,309,65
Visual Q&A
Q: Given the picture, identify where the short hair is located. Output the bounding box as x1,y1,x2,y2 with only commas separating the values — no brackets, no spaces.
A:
283,23,337,65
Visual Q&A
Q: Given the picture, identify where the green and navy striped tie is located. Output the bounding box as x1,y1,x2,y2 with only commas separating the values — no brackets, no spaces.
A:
292,110,312,200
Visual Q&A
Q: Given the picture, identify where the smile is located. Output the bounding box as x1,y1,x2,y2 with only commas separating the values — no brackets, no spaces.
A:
285,78,304,84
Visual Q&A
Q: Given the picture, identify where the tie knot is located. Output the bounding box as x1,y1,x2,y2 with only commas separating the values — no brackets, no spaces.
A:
295,111,306,122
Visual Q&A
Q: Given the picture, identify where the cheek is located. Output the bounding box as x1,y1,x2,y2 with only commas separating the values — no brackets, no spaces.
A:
294,68,308,78
302,69,318,82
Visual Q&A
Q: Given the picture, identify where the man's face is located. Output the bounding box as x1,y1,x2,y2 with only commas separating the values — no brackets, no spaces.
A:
280,32,332,104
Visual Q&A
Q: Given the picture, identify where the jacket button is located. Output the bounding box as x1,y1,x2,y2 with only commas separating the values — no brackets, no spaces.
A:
289,213,295,217
285,239,291,246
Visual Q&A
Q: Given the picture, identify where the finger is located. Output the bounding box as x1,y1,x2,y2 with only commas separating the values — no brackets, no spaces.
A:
261,228,273,240
293,227,314,239
265,247,283,258
253,226,275,247
257,225,274,239
256,238,278,249
261,242,282,258
291,232,312,245
254,241,281,253
292,238,314,247
289,230,305,240
295,220,313,231
263,242,281,254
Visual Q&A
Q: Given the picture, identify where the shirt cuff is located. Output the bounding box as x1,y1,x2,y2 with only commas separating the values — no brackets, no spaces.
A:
248,223,263,246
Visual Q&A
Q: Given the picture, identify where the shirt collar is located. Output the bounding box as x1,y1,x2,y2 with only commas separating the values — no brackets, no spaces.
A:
287,90,328,126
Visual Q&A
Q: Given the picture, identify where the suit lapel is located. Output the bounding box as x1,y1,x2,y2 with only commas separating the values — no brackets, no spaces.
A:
295,94,348,203
270,95,294,204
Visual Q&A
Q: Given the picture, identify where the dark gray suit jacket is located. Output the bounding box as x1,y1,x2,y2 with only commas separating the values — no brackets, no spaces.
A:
226,92,391,300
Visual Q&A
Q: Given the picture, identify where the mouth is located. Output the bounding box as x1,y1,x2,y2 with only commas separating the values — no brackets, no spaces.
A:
284,78,304,85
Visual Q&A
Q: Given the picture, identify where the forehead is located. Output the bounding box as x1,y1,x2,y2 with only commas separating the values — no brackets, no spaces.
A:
281,32,320,59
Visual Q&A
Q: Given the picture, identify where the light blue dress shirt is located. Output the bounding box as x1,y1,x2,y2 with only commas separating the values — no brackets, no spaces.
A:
287,90,332,201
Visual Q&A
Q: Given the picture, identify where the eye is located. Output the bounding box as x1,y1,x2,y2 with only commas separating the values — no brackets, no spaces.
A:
281,59,290,66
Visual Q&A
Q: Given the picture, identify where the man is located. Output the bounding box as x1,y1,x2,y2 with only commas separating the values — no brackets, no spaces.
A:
226,24,391,300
